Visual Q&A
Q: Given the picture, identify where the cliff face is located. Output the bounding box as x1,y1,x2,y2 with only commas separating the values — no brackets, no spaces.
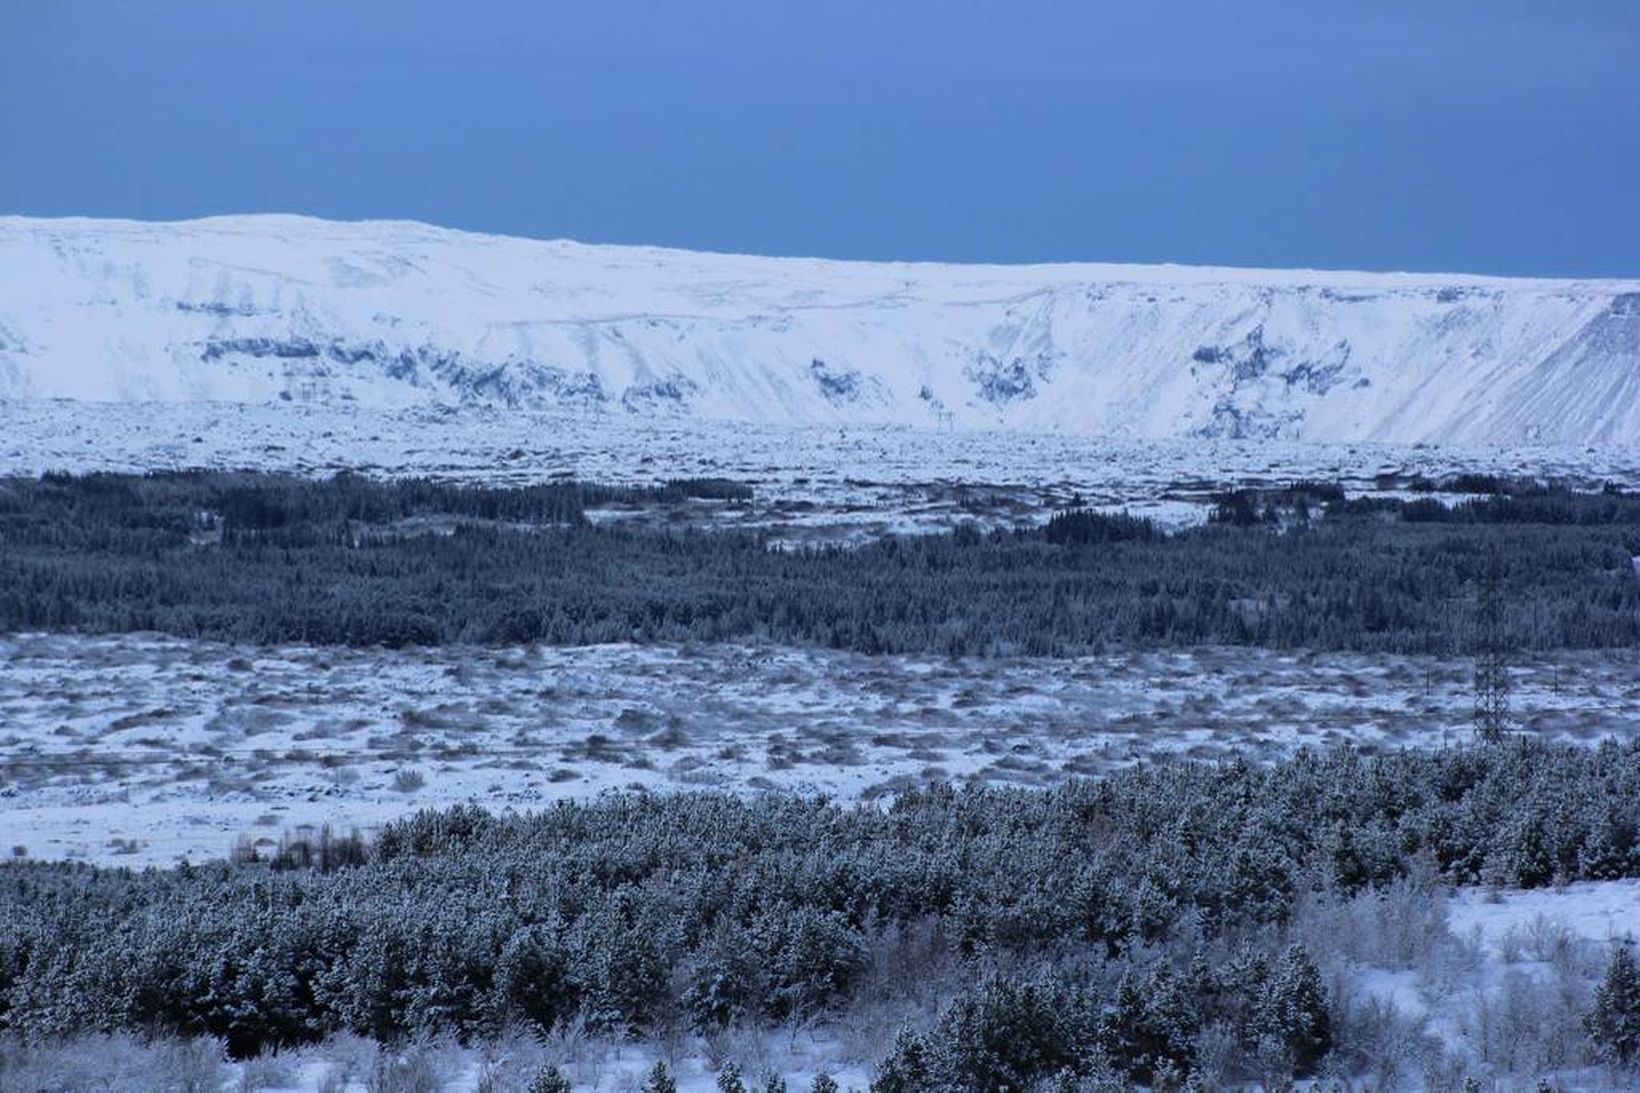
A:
3,214,1636,445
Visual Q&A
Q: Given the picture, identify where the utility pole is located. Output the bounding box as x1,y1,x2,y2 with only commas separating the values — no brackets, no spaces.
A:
1473,551,1511,743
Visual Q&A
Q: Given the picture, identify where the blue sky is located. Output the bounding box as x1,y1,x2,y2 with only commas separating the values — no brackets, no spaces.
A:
5,1,1637,276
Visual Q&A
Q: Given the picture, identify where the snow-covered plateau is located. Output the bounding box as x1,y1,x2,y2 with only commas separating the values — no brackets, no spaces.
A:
3,214,1639,445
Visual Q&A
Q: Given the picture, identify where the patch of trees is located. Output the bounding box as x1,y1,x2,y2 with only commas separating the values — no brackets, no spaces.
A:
1211,480,1640,529
0,470,715,541
660,477,754,502
1042,509,1159,544
875,947,1331,1090
2,740,1638,1066
1209,481,1347,525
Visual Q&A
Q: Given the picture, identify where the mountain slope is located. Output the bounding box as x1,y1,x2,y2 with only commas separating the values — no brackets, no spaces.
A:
1,214,1636,444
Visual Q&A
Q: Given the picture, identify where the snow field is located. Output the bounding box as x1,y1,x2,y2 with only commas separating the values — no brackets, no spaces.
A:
4,633,1637,867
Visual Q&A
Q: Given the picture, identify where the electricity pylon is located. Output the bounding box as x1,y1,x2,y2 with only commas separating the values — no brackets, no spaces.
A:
1473,552,1511,743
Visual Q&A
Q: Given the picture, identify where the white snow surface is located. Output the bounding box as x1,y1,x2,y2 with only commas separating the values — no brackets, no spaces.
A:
9,401,1640,548
5,634,1637,868
3,214,1639,444
1451,880,1640,956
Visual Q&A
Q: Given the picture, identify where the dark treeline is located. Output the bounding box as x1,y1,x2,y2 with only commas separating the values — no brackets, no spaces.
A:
0,471,1636,651
1211,481,1640,528
2,741,1637,1080
1,472,1637,653
6,470,748,537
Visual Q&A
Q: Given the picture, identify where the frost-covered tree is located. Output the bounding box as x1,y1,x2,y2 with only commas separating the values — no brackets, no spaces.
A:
493,922,571,1033
642,1060,678,1093
1260,945,1333,1077
1098,967,1197,1084
716,1062,747,1093
870,1029,928,1093
528,1065,573,1093
1586,940,1640,1067
684,918,764,1029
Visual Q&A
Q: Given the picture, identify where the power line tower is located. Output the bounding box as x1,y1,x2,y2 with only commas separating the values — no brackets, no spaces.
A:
1473,552,1511,743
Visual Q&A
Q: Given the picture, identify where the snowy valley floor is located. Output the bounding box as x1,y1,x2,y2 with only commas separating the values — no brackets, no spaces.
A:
3,633,1638,868
5,412,1640,1088
6,401,1640,541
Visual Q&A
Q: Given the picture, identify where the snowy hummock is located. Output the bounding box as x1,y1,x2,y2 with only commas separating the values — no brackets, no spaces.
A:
5,633,1637,867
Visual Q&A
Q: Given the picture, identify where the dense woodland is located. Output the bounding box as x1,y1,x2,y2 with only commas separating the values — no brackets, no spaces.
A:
3,741,1639,1086
1,472,1638,653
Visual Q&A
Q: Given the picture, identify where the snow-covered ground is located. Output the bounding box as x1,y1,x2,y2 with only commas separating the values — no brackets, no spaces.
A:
1452,880,1640,958
4,215,1640,445
240,1031,873,1093
4,401,1639,540
4,632,1636,867
13,1026,873,1093
1314,881,1640,1092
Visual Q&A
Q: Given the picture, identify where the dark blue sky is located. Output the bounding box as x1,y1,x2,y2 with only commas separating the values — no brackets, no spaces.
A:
5,1,1637,276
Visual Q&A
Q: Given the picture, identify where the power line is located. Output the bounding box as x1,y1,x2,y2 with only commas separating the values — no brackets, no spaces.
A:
1473,552,1512,743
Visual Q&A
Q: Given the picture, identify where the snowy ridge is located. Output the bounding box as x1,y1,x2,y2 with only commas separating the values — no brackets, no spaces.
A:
2,214,1637,444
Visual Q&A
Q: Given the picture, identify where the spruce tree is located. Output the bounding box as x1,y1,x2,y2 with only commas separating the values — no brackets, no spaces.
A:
642,1061,678,1093
871,1028,928,1093
1586,940,1640,1067
528,1065,573,1093
717,1062,748,1093
1263,945,1333,1076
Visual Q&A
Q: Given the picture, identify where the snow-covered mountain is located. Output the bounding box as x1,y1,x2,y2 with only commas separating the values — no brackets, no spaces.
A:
2,214,1636,445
